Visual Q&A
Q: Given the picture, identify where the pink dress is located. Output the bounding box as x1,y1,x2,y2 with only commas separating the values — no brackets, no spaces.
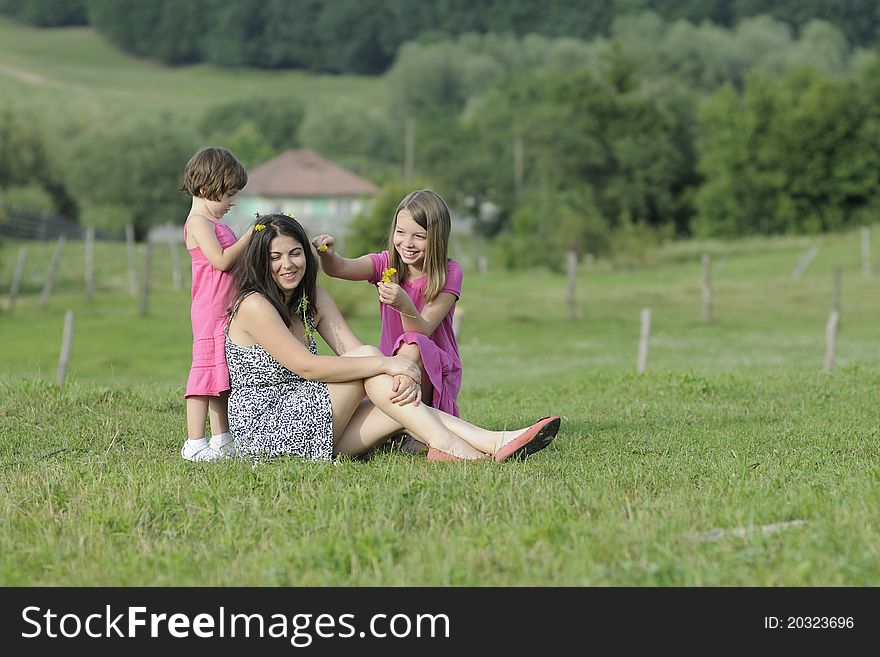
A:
368,251,463,417
184,217,236,398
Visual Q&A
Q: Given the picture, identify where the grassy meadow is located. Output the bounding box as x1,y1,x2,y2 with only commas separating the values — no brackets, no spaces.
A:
0,16,384,128
1,227,879,585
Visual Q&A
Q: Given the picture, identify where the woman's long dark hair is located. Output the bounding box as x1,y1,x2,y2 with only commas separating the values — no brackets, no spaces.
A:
230,214,318,327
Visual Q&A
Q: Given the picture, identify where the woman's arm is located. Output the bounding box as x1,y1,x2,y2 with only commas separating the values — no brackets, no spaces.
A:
233,293,420,383
188,214,253,271
311,234,375,280
313,287,365,355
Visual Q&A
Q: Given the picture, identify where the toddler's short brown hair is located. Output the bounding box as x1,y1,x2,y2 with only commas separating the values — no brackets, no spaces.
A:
180,147,247,200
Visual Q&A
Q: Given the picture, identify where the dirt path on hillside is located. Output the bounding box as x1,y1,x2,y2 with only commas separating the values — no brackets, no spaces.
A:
0,62,52,86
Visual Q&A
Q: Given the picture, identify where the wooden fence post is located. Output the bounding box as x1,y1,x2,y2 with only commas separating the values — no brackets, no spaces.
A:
831,266,843,333
824,309,840,371
40,236,65,308
56,309,74,386
403,117,415,181
139,242,153,316
169,236,182,291
452,306,464,339
566,250,577,320
513,136,524,201
637,308,651,374
701,253,712,323
861,226,871,278
126,223,137,295
792,245,818,280
8,247,27,312
84,226,95,299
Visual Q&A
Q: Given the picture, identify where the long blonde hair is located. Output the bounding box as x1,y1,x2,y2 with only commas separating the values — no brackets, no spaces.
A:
387,189,451,303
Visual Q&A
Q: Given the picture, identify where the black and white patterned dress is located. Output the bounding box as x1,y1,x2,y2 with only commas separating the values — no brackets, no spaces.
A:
226,301,334,460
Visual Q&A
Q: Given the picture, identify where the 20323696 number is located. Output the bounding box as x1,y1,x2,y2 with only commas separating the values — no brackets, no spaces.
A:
765,616,854,629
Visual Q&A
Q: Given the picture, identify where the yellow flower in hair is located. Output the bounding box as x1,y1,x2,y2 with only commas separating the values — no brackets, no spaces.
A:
254,224,266,231
285,212,296,220
380,267,397,283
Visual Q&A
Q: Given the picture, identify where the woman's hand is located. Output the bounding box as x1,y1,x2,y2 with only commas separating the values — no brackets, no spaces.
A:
311,234,335,255
384,355,421,383
390,374,421,406
377,282,416,314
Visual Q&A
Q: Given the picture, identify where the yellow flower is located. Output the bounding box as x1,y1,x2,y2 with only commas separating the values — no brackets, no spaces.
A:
285,212,296,220
380,267,397,283
318,244,328,252
254,224,266,231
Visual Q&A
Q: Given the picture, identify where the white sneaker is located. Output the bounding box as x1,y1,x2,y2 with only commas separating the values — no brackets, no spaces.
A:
181,440,219,462
209,435,237,459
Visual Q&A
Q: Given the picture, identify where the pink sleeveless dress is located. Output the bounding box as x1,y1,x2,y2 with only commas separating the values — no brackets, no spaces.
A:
184,217,236,398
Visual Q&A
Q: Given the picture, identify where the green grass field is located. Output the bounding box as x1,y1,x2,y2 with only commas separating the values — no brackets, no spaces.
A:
0,16,385,126
1,227,879,585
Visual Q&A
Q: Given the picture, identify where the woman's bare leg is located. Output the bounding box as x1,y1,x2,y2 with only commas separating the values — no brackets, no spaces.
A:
420,409,528,454
333,397,402,455
336,401,531,456
329,346,485,459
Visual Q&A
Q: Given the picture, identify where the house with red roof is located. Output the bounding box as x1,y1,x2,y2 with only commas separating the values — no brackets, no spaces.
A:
228,149,379,238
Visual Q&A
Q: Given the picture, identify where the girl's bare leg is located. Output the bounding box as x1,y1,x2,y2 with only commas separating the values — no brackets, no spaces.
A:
206,392,229,435
185,396,209,439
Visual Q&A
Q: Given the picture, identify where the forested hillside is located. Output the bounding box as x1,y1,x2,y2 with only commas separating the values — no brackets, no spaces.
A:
2,2,880,265
1,0,877,73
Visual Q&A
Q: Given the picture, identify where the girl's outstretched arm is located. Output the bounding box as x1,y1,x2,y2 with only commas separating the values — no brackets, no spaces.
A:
187,214,253,271
311,234,375,280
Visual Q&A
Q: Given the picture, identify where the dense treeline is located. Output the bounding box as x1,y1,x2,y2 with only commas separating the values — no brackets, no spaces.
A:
1,0,878,73
0,0,87,27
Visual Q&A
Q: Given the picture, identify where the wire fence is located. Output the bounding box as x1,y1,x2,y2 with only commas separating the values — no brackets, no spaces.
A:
0,205,124,241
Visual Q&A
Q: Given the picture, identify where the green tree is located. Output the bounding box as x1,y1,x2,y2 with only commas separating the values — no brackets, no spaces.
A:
695,67,880,237
0,0,87,25
299,99,399,166
732,0,880,48
438,60,698,238
344,180,427,256
221,121,275,170
64,116,201,239
314,0,394,73
200,97,305,153
499,187,609,270
0,104,74,217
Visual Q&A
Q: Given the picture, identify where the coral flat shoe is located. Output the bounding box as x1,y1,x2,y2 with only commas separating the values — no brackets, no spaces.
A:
426,447,490,462
493,416,561,462
427,447,460,462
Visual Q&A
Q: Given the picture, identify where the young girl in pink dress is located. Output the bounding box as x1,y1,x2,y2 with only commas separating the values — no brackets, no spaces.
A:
179,147,253,461
312,189,464,452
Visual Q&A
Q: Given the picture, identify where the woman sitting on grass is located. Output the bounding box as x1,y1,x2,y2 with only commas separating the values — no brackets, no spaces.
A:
224,213,561,462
